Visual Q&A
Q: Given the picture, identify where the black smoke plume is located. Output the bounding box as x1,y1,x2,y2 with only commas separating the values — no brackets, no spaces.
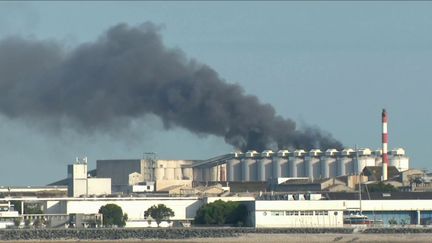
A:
0,22,342,151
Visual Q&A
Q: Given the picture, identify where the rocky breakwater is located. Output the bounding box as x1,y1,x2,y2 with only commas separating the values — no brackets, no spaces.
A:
363,227,432,234
0,227,354,241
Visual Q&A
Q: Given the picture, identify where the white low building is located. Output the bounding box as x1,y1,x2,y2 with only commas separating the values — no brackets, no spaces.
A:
68,158,111,197
0,202,20,229
254,200,344,228
44,197,203,223
4,194,432,228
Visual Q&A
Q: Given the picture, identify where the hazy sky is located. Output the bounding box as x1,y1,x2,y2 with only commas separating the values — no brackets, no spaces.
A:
1,2,431,186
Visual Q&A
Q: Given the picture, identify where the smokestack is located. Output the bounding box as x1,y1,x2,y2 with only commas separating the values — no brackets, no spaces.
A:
382,109,389,181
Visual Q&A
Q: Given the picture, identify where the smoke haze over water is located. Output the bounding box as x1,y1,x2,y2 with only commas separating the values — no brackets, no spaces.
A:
0,22,342,151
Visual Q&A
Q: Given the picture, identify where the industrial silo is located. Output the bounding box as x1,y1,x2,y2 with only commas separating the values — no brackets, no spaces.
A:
203,167,212,182
322,149,338,178
208,167,215,181
289,150,306,177
273,150,289,178
373,149,383,167
155,161,165,180
165,167,175,180
193,167,204,181
174,167,183,180
355,148,375,174
219,164,227,181
163,160,175,180
242,150,258,181
337,148,354,176
390,148,409,172
305,149,322,179
182,167,193,180
258,150,273,181
227,152,242,181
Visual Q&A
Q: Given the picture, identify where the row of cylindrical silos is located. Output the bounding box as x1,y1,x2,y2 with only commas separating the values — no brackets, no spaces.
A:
224,148,409,182
153,160,194,181
194,164,227,182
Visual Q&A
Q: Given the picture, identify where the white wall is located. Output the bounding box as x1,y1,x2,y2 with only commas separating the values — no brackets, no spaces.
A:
36,197,432,228
71,179,87,197
255,199,432,213
255,210,343,228
71,164,87,179
255,201,344,228
62,198,203,220
132,184,154,192
87,178,111,195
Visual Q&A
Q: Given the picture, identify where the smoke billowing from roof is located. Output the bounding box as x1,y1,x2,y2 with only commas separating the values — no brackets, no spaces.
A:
0,22,342,151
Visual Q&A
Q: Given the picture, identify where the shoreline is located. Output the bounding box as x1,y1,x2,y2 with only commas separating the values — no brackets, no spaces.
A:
2,227,432,242
2,233,432,243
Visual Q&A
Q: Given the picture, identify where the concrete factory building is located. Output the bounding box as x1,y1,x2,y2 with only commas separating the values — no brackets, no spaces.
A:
254,199,345,228
62,110,408,195
93,148,409,194
96,158,195,192
3,193,432,228
68,157,111,197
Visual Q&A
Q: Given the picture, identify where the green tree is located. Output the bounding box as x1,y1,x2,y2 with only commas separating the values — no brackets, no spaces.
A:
33,218,45,228
388,218,398,226
367,182,398,193
98,204,127,227
194,200,248,226
11,201,21,214
13,218,22,227
11,201,43,214
25,204,43,214
24,219,31,227
144,204,175,226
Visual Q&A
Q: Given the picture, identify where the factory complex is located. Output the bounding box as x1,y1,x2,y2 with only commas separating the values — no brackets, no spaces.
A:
62,143,411,197
2,109,432,229
3,187,432,229
2,146,432,229
91,147,409,194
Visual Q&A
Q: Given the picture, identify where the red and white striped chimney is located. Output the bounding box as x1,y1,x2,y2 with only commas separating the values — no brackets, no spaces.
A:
382,109,389,181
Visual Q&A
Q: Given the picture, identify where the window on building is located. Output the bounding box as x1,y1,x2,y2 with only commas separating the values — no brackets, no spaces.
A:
271,211,284,216
300,211,313,216
285,211,297,216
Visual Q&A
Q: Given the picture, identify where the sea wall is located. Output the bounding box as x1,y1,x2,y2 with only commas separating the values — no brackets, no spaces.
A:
363,227,432,234
0,228,353,241
3,227,432,241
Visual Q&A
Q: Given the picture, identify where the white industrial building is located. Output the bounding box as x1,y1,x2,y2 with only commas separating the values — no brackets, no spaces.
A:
3,194,432,228
254,200,344,228
68,158,111,197
44,197,202,224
